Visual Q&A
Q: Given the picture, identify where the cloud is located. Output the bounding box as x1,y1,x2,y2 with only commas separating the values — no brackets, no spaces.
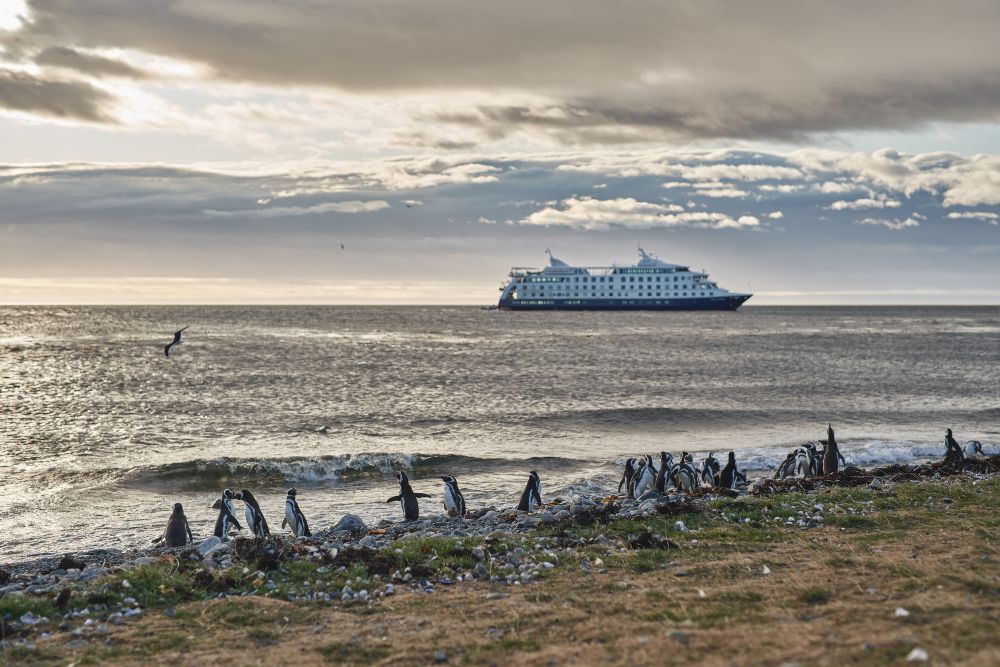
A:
829,195,901,210
855,216,921,230
34,46,148,79
520,196,758,231
6,2,1000,144
0,68,115,121
203,200,390,218
947,211,999,224
768,211,784,219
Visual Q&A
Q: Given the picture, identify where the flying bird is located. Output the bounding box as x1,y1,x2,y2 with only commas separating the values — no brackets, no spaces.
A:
340,243,345,250
164,326,189,357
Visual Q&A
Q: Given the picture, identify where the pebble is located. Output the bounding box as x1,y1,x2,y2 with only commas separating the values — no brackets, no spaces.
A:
895,607,910,617
906,647,929,662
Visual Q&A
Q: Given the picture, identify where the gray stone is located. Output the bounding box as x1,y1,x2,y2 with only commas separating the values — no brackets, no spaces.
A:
331,514,367,534
196,536,222,556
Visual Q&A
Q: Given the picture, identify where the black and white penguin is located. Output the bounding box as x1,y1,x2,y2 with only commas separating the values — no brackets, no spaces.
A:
944,428,965,462
386,471,431,520
632,455,657,497
719,451,739,490
441,475,467,517
235,489,270,538
213,488,243,541
618,458,637,495
964,440,984,460
774,451,798,480
701,452,722,485
517,470,542,511
655,451,675,493
152,503,193,547
805,443,824,476
282,487,311,537
823,424,843,474
794,446,813,478
670,452,699,491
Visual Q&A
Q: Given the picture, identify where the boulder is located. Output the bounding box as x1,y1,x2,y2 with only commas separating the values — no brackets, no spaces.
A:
331,514,367,535
196,536,222,556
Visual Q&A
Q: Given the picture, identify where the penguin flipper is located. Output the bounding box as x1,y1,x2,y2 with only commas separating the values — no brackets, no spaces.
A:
186,521,194,544
282,517,288,529
386,495,401,503
414,493,432,498
151,535,163,544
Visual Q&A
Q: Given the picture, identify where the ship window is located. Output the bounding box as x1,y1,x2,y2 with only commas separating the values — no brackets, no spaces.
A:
629,277,635,282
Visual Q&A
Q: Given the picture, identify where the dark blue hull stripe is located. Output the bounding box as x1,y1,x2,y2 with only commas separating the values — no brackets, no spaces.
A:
498,296,751,311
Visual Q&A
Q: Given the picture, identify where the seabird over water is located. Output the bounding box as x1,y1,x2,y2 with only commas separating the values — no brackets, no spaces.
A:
164,326,189,357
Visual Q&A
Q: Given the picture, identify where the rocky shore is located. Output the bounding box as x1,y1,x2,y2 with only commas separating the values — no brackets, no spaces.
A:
2,455,998,664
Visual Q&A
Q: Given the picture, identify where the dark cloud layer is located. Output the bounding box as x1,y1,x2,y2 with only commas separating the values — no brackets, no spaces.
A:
5,0,1000,142
34,46,147,79
0,68,113,121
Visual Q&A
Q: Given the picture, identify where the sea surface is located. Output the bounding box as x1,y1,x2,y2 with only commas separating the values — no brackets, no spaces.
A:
2,305,998,563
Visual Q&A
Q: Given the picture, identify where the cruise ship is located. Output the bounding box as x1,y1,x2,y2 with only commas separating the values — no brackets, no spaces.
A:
496,248,751,310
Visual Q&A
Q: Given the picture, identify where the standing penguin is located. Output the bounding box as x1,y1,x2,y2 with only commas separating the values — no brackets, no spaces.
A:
719,452,739,489
823,424,843,474
282,487,311,537
617,458,637,495
152,503,193,547
655,451,674,493
944,428,965,463
213,488,243,541
774,451,797,480
387,471,432,520
517,470,542,511
701,452,722,486
441,475,467,517
632,455,657,497
235,489,270,538
670,452,699,491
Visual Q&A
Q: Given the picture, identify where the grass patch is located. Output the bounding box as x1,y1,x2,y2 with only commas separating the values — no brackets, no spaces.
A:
317,640,392,663
798,587,832,605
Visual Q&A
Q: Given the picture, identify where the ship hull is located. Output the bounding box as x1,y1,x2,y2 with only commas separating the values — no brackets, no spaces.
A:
498,295,751,311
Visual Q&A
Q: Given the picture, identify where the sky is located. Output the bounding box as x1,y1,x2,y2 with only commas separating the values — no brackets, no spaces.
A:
1,1,1000,305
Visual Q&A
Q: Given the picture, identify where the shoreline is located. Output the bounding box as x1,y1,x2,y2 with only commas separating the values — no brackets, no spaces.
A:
2,456,998,665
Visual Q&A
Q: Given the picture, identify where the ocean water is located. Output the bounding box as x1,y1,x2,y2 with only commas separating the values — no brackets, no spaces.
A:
1,305,998,563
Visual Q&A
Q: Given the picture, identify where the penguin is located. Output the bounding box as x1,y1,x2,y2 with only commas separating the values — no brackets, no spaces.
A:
441,475,467,517
823,424,843,474
655,451,674,493
386,471,431,520
719,451,739,490
804,443,824,476
945,428,965,462
152,503,193,547
517,470,542,511
632,455,657,497
964,440,984,460
235,489,270,538
617,458,637,495
281,487,311,537
774,451,798,480
213,488,243,541
701,452,721,485
794,446,813,478
670,452,699,492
